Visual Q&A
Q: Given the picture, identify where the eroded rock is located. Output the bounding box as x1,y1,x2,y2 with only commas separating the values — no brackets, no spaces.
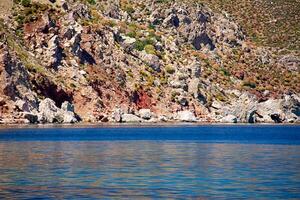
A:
38,98,77,123
121,114,142,123
176,110,197,122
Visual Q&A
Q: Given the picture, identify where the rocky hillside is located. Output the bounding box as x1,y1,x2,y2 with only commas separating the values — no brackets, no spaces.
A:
198,0,300,53
0,0,299,124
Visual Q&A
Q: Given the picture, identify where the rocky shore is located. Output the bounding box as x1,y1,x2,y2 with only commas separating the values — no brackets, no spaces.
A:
0,0,299,124
1,94,299,124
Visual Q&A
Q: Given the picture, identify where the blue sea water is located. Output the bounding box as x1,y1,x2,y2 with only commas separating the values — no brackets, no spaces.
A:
0,125,299,199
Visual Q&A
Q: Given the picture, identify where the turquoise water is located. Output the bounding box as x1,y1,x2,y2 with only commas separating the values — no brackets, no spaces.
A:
0,125,300,199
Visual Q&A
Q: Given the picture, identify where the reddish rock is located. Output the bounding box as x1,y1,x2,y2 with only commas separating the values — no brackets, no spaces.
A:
24,14,50,35
132,90,153,109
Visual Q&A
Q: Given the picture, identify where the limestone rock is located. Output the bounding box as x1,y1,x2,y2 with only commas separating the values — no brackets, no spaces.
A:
15,99,30,112
112,108,123,122
121,35,136,45
176,111,197,122
140,53,161,72
121,114,142,123
256,99,285,123
61,110,77,123
221,115,237,123
139,109,152,120
163,14,180,28
61,101,75,112
38,98,60,123
38,98,77,123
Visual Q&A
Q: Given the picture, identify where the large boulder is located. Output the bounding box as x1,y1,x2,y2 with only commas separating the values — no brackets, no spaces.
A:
211,92,257,123
23,112,38,124
38,98,77,123
15,99,31,112
221,115,238,123
121,114,143,123
176,111,197,122
140,53,161,72
61,101,75,112
255,95,300,123
38,98,60,123
256,99,285,123
138,109,152,120
112,108,123,122
61,110,77,123
163,14,180,28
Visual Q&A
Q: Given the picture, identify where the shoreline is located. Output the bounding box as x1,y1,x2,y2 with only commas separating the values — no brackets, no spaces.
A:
1,122,300,130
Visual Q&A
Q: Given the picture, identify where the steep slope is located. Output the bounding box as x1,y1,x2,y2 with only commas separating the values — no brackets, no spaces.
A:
198,0,300,54
0,0,299,124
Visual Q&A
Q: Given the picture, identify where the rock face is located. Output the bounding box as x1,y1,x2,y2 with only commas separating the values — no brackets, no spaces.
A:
210,92,300,123
176,111,197,122
38,98,77,123
38,98,61,123
121,114,143,123
256,99,284,123
255,95,300,123
210,92,257,123
0,0,299,124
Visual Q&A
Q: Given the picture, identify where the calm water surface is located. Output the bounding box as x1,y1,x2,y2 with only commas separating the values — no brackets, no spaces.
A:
0,125,300,199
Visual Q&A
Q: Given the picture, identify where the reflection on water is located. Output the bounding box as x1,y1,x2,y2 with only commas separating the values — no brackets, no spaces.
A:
0,141,300,199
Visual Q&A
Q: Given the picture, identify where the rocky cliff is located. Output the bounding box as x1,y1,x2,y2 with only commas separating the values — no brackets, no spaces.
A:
0,0,299,124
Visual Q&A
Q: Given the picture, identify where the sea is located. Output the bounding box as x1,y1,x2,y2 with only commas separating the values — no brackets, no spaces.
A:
0,125,299,199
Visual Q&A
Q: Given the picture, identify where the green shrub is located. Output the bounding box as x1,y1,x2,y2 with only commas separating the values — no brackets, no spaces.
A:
148,24,155,30
165,65,175,74
144,44,156,55
134,39,155,51
21,0,31,7
70,83,76,88
13,0,22,3
125,6,135,15
156,0,170,3
220,68,230,76
106,20,116,27
243,81,256,89
126,31,136,38
87,0,96,5
134,40,146,51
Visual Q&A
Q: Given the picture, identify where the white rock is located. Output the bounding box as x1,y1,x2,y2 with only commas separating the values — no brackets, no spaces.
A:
221,115,238,123
112,108,123,122
38,98,77,123
62,111,77,123
61,101,74,112
121,35,136,44
121,114,142,123
79,70,87,75
38,98,59,123
188,78,199,98
256,99,284,123
158,115,168,122
211,101,223,110
139,109,152,120
15,99,30,112
170,80,182,88
176,111,197,122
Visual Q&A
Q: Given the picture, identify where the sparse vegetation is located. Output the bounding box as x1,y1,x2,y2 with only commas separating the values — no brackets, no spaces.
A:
144,44,156,55
197,0,300,52
0,0,299,124
165,65,175,74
